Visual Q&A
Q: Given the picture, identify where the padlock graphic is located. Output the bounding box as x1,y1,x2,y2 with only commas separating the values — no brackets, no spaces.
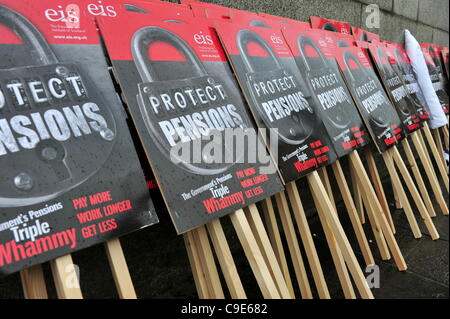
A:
0,5,117,207
132,26,247,175
375,47,411,117
428,45,442,69
296,35,353,130
426,45,449,108
321,23,338,32
237,28,317,146
394,47,427,113
360,31,372,42
343,50,390,129
124,4,149,14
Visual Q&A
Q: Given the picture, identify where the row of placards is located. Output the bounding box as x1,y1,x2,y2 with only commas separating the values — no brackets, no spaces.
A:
0,0,448,277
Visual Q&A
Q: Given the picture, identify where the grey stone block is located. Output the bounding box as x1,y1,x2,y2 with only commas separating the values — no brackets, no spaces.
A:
361,4,417,42
393,0,418,20
414,23,434,43
418,0,449,32
357,0,393,11
432,29,450,47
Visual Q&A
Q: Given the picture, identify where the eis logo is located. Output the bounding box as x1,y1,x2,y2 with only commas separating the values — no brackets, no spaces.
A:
44,1,117,28
194,32,214,45
270,34,284,44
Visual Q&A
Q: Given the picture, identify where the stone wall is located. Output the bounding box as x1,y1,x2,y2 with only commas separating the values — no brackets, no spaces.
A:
188,0,449,47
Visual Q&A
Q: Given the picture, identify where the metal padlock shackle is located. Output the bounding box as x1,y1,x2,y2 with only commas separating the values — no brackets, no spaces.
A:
0,5,58,65
343,50,390,128
376,47,396,77
124,3,149,14
394,48,424,107
343,49,370,82
394,47,408,67
124,4,186,24
427,45,441,68
322,22,338,32
296,34,329,72
360,31,372,42
337,40,351,48
132,26,207,83
249,19,270,28
237,29,282,73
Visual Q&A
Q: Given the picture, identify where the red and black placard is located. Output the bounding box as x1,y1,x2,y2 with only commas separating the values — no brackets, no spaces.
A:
421,43,450,114
97,5,284,234
258,12,312,30
310,16,351,35
382,42,431,122
0,0,157,277
214,15,338,184
351,26,380,44
283,27,370,157
368,43,421,133
336,45,406,152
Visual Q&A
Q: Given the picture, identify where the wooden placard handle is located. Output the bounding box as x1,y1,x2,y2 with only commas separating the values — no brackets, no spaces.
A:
206,219,247,299
274,192,313,299
331,160,375,266
285,184,330,299
422,123,449,191
229,209,281,299
245,204,292,299
389,147,439,240
20,265,48,299
348,151,407,271
104,239,137,299
184,231,211,299
306,171,374,299
260,197,295,297
411,132,448,215
50,254,83,299
364,148,396,232
401,139,437,217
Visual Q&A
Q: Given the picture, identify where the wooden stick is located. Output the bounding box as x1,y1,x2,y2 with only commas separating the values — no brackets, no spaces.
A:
442,125,449,150
350,158,365,224
411,132,449,215
381,151,422,238
307,171,374,299
364,148,396,233
401,139,437,217
50,254,83,299
355,175,391,260
206,219,247,299
285,184,330,299
20,265,48,299
192,226,225,299
318,167,337,212
230,209,281,299
261,197,295,297
104,239,137,299
274,192,313,299
184,231,210,299
245,204,292,299
418,130,434,169
349,151,407,271
433,128,448,173
392,179,403,209
389,147,440,240
331,160,375,266
423,122,449,191
309,186,356,299
417,129,443,192
349,153,390,260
